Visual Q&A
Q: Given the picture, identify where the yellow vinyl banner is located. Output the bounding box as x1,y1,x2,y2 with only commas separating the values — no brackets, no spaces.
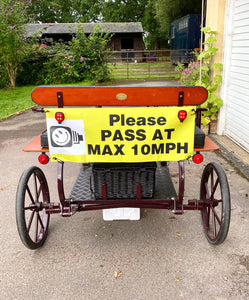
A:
46,106,196,163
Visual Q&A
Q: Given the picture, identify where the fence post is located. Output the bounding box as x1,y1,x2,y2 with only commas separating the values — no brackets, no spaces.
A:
126,52,129,79
148,51,150,78
108,50,176,80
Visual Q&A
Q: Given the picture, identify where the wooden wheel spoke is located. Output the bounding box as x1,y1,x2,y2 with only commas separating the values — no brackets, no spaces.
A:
26,174,42,205
35,212,39,242
210,178,219,200
24,205,36,210
210,169,214,191
33,174,43,202
37,211,45,230
212,207,217,237
205,181,211,199
210,204,222,226
27,210,35,233
37,184,42,200
26,185,36,205
33,173,38,201
206,206,211,229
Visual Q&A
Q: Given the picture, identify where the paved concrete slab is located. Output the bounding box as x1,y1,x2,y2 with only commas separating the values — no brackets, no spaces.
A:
0,84,249,299
211,134,249,180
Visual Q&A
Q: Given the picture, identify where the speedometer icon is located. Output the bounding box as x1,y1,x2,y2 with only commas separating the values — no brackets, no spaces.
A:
50,126,84,147
52,127,71,146
50,126,72,147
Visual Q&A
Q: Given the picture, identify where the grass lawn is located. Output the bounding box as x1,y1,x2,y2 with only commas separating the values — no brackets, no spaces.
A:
0,82,92,121
0,62,177,121
0,86,36,121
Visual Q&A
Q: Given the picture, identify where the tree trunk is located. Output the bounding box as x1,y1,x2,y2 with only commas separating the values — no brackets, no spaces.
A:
5,63,17,88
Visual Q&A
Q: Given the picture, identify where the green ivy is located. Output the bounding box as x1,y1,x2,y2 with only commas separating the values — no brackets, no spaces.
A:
175,27,223,126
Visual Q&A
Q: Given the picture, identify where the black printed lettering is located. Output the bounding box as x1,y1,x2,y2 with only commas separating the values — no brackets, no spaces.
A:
177,143,188,153
109,114,120,126
126,117,135,126
137,117,146,126
102,145,113,155
132,144,138,155
88,144,100,155
152,129,163,140
164,129,175,139
151,143,164,154
147,116,156,126
113,130,124,141
141,144,150,155
114,144,125,155
121,114,125,126
157,117,166,125
125,129,135,141
101,130,112,141
136,129,146,141
166,143,176,153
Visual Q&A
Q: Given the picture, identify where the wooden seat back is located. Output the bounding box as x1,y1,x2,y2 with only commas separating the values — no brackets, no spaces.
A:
31,86,208,107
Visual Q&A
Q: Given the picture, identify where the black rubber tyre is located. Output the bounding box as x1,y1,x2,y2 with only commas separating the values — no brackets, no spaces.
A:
200,162,231,245
16,166,50,249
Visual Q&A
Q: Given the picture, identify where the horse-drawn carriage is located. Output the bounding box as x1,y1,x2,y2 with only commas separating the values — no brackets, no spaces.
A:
16,86,231,249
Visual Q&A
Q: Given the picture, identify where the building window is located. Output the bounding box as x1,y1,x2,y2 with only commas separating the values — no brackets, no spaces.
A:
179,19,188,31
172,27,176,38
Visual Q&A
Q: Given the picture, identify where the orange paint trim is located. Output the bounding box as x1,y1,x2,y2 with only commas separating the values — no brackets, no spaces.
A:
194,136,219,152
31,86,208,106
23,135,49,153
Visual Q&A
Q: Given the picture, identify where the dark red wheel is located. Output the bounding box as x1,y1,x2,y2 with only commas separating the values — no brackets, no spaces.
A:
16,166,50,249
200,162,231,245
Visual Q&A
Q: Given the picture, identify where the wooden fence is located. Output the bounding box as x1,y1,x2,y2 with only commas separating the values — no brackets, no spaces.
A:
108,50,178,80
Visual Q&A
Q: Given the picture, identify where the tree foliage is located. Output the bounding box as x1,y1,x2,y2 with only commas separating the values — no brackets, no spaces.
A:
0,0,205,89
154,0,202,36
27,0,202,49
27,0,104,23
28,0,76,23
101,0,147,22
142,0,166,49
0,0,33,87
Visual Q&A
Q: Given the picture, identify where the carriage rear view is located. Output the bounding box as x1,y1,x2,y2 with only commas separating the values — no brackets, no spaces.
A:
16,85,231,249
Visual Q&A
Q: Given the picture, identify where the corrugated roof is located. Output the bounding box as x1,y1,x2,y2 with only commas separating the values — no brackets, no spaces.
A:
25,22,143,36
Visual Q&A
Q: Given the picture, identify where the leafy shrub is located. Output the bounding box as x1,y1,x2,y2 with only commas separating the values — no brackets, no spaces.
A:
0,63,9,88
16,25,112,86
175,28,223,126
68,24,112,82
16,44,49,85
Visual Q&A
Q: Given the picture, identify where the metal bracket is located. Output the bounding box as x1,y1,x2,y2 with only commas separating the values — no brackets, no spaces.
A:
57,91,63,108
136,184,141,200
178,91,184,106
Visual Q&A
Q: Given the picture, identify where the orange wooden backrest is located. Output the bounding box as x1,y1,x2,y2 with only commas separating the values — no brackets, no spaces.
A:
31,86,208,107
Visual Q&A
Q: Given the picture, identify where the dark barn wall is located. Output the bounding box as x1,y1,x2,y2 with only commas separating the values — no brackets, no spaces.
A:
108,33,144,62
28,23,144,62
